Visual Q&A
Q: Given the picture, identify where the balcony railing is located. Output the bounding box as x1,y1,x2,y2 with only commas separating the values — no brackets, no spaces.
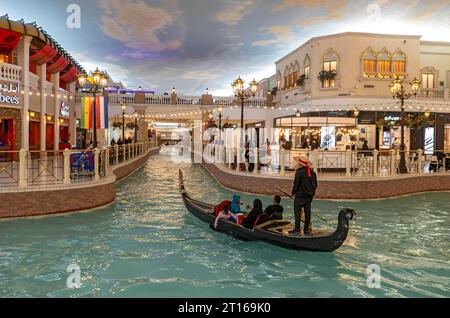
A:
0,63,21,84
419,88,449,99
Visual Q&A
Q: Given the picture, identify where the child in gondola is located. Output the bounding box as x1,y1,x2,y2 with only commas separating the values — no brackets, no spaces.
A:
214,206,237,230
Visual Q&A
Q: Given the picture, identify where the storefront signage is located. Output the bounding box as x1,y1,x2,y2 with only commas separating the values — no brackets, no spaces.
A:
60,101,70,117
384,116,401,122
0,83,20,105
424,127,435,155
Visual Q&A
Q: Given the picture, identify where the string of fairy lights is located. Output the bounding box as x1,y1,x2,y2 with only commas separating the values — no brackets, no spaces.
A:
121,100,450,120
1,84,74,101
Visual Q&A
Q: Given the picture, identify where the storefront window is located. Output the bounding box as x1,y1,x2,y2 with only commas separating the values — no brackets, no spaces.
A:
0,118,14,151
0,53,9,63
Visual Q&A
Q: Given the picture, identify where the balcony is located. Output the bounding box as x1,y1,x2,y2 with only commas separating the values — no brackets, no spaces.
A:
419,88,450,100
0,63,21,84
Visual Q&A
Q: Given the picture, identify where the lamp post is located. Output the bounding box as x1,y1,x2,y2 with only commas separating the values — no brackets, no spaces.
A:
231,77,258,147
121,102,127,143
389,76,421,174
217,105,223,132
78,68,108,148
134,111,138,143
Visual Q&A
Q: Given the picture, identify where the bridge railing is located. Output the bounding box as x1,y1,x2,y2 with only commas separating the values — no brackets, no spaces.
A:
0,141,158,190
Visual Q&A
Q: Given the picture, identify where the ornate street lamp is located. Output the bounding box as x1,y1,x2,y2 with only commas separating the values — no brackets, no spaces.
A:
121,102,127,143
78,68,108,148
217,105,224,129
389,76,421,174
231,76,258,146
134,111,139,143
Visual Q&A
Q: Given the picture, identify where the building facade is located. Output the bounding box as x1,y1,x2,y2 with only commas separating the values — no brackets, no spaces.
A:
268,32,450,153
0,16,82,155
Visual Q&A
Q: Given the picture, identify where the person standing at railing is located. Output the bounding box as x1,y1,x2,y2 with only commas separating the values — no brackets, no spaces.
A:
290,154,318,236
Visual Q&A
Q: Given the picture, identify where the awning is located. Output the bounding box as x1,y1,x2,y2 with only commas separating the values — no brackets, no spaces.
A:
60,66,79,82
0,29,21,54
47,56,70,74
30,44,56,65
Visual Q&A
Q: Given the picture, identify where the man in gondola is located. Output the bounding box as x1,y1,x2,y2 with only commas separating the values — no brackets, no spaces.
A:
290,154,317,235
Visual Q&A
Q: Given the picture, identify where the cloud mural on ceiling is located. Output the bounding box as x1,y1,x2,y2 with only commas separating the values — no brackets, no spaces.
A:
1,0,449,95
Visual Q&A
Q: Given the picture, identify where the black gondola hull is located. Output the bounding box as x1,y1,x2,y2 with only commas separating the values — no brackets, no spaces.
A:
180,171,356,252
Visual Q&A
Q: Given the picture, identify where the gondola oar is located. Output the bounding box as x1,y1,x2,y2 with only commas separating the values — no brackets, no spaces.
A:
276,186,329,223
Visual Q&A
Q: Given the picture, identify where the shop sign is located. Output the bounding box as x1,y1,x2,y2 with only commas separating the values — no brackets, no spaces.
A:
0,83,20,105
385,116,401,122
60,101,70,117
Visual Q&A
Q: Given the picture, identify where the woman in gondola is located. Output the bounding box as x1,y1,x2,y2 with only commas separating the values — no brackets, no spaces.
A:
214,206,237,230
242,199,264,229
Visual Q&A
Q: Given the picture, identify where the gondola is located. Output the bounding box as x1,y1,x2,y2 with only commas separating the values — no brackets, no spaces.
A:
179,170,357,252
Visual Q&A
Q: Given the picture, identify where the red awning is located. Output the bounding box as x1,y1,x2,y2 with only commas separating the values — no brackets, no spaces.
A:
40,47,58,64
60,66,79,82
30,44,53,64
0,29,21,54
47,56,70,73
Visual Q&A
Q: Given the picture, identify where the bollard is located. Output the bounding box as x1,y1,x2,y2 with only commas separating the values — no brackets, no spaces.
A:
253,147,259,175
417,149,423,174
312,149,319,174
390,149,396,175
18,149,27,188
104,147,109,177
94,149,100,181
373,149,379,177
280,148,286,176
63,149,71,185
346,149,352,177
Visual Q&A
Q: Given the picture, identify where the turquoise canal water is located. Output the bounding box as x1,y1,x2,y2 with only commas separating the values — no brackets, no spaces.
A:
0,152,449,298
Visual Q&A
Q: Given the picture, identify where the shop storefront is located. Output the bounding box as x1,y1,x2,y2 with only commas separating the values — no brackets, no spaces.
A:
274,110,448,153
274,112,359,150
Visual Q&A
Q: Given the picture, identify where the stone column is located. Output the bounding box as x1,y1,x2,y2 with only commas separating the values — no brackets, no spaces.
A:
51,72,60,151
17,36,32,151
68,82,77,147
37,63,47,152
373,149,379,177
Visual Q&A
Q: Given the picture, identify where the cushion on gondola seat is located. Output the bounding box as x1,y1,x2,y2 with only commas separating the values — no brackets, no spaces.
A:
253,213,270,229
215,200,231,217
236,214,245,225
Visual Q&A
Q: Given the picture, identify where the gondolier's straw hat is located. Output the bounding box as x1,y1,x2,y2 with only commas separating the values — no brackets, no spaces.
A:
294,154,310,167
294,154,312,177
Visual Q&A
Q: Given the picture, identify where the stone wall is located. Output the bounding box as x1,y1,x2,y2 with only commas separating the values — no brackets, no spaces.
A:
203,163,450,200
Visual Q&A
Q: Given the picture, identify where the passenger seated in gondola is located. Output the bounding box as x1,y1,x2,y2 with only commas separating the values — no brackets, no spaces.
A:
214,206,237,230
230,195,242,214
264,195,284,220
242,199,264,229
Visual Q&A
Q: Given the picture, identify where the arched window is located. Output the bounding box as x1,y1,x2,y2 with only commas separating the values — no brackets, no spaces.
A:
392,49,406,78
377,48,392,78
284,66,290,90
293,61,299,86
303,55,311,79
362,48,377,77
276,71,282,90
321,49,338,88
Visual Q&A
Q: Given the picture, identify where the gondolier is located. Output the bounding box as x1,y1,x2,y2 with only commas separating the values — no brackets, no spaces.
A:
290,154,318,235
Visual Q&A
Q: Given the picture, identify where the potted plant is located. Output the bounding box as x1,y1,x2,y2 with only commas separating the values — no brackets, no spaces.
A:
270,87,278,96
318,70,337,82
296,74,306,87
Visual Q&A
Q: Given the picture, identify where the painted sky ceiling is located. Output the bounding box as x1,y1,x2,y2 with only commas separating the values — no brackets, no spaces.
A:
2,0,450,95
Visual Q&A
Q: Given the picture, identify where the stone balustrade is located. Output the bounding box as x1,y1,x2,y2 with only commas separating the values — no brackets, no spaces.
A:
0,63,21,84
